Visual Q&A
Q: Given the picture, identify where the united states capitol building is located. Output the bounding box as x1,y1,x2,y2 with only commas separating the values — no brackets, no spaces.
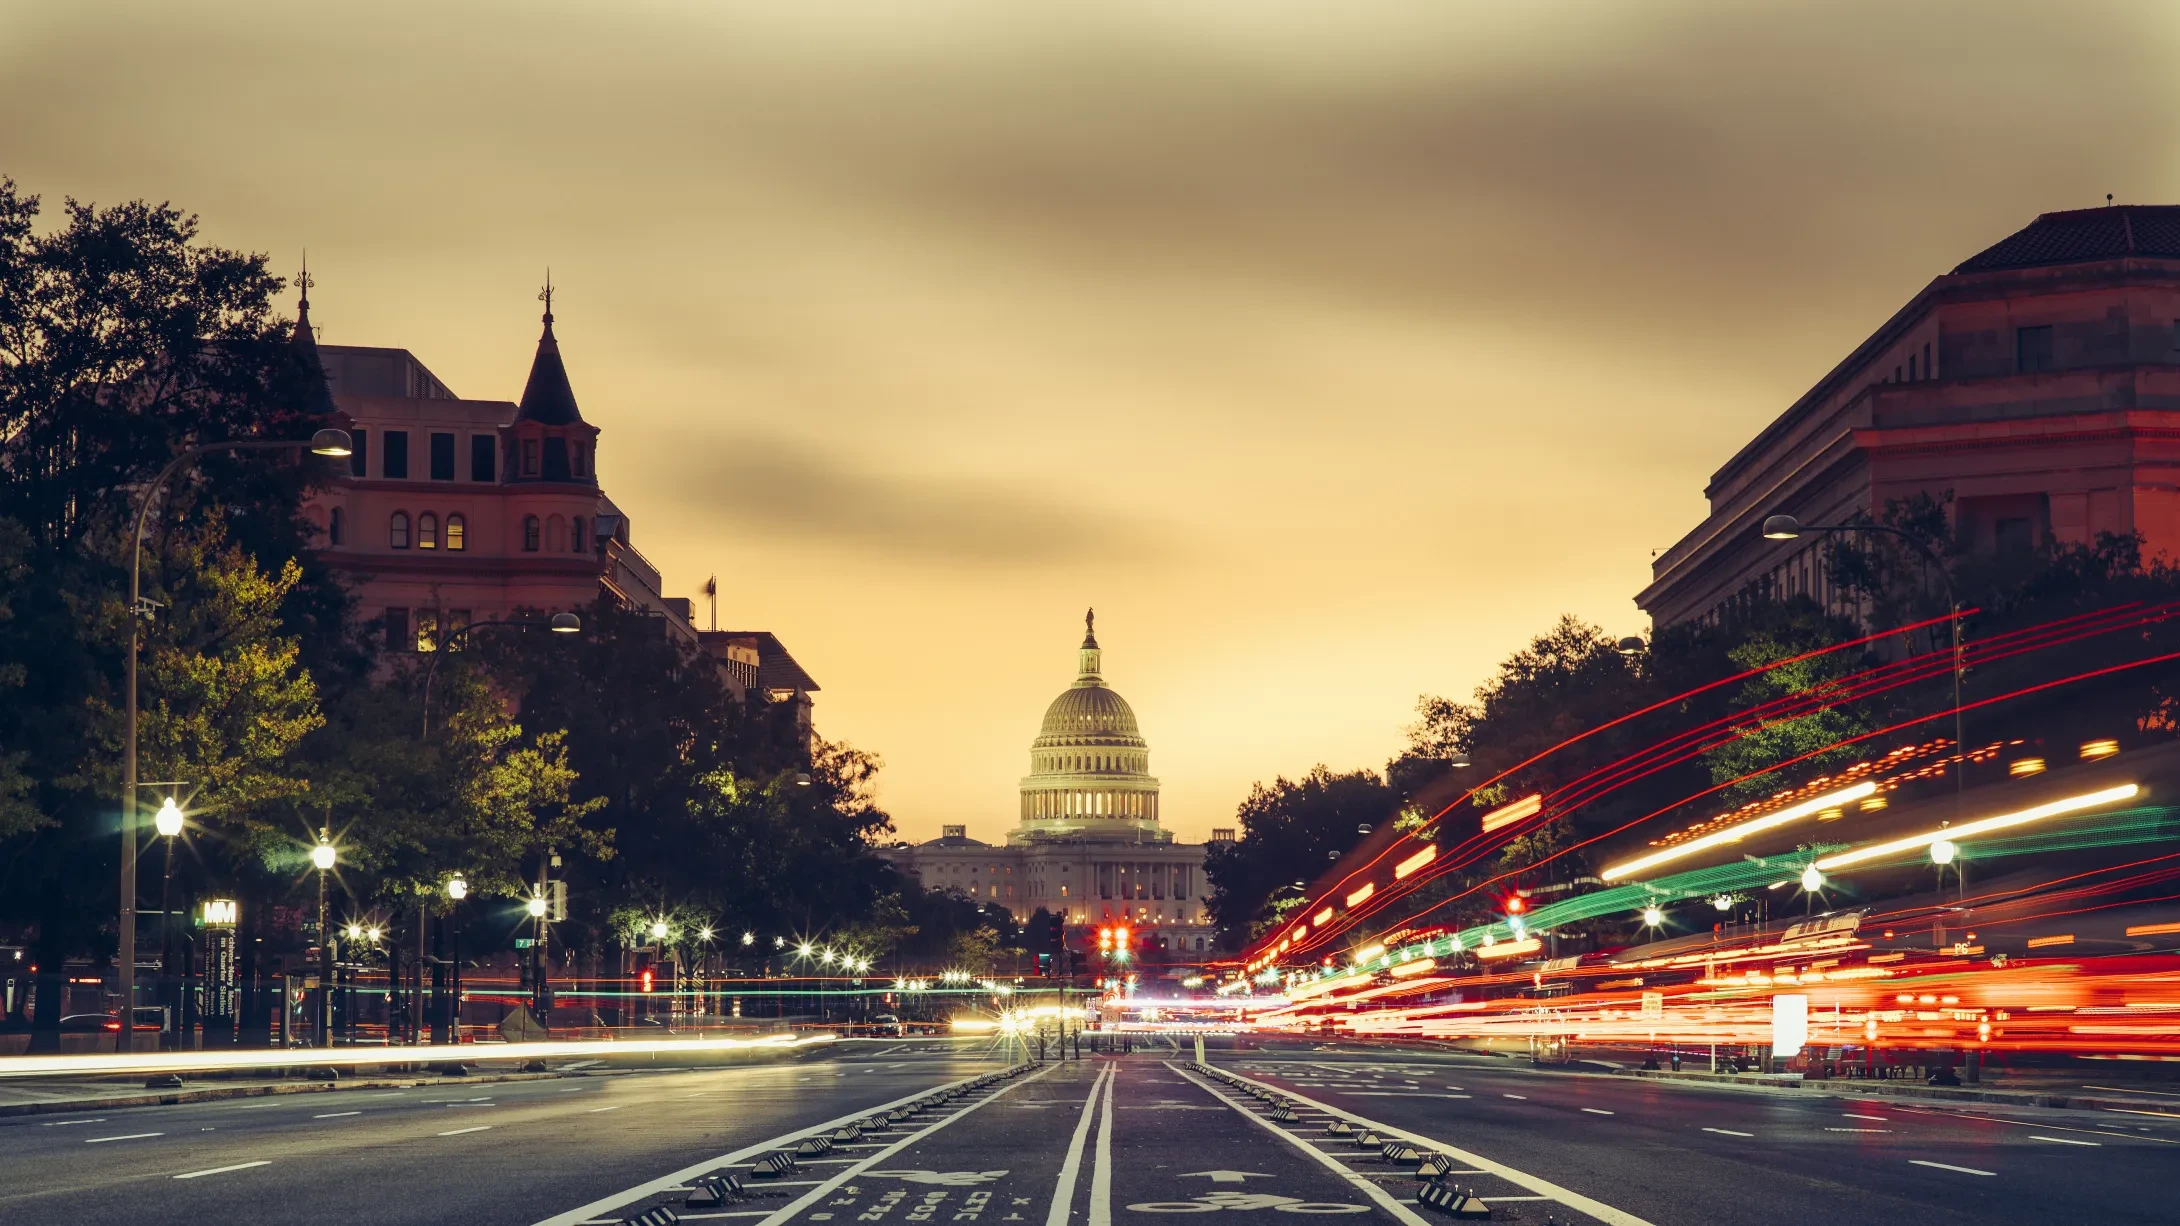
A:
878,613,1219,956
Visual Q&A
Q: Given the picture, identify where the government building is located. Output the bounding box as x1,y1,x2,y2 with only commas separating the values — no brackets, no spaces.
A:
879,614,1218,958
1639,204,2180,628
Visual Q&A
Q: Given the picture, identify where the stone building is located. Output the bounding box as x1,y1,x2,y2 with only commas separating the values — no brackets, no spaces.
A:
1639,204,2180,629
879,614,1216,956
296,283,816,707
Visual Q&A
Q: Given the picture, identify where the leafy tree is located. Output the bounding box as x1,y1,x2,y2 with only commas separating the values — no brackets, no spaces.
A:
1203,765,1395,947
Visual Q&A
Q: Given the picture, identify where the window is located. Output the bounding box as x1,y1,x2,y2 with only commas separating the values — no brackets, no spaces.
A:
415,608,439,653
543,437,570,481
521,439,538,477
1923,342,1933,378
417,512,438,550
1908,353,1917,381
383,608,408,651
445,514,466,551
389,511,411,549
1996,517,2034,555
572,442,589,478
522,515,540,552
348,429,368,478
2017,325,2055,373
429,432,455,481
570,516,585,553
446,609,471,649
470,434,495,482
383,430,410,479
327,506,344,546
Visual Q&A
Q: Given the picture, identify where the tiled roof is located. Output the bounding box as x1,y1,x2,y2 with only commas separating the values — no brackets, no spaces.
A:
1954,205,2180,273
515,310,584,426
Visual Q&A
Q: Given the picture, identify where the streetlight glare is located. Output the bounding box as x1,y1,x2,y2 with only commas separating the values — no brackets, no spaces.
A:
1800,865,1825,892
698,926,714,942
1641,906,1664,927
343,923,362,940
1931,838,1958,866
741,931,755,946
649,920,670,940
153,797,183,838
447,874,468,900
527,896,548,917
310,841,336,871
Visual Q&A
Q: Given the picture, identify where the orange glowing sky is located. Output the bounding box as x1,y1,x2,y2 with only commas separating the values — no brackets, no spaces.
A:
5,1,2176,843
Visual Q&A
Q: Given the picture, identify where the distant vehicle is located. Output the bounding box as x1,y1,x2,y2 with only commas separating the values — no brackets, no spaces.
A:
57,1007,168,1033
869,1013,903,1036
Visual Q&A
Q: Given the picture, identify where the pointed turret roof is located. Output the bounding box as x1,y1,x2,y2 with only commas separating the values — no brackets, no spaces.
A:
289,263,337,417
515,282,584,426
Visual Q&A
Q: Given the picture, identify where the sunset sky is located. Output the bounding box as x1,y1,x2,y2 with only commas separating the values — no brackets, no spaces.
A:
6,1,2177,844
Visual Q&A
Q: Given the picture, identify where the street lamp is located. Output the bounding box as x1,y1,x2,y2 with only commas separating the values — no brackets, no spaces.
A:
118,427,353,1052
152,797,184,1050
1641,905,1664,928
1759,513,1967,803
420,612,583,736
311,833,338,1047
441,873,468,1045
1800,865,1825,892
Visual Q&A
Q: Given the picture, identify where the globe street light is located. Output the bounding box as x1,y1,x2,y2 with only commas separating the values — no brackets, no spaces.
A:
117,428,353,1052
1800,865,1825,892
310,833,339,1047
527,896,548,918
152,797,184,1050
440,873,468,1045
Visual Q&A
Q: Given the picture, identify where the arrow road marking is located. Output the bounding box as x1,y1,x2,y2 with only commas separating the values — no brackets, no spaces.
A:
1180,1172,1274,1185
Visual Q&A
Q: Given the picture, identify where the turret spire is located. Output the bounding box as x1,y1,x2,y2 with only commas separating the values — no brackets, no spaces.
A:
289,254,336,417
515,271,584,426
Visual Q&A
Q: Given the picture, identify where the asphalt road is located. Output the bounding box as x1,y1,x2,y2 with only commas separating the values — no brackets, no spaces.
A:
4,1036,2174,1225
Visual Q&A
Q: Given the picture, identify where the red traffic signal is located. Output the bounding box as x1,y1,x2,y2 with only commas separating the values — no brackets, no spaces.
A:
639,967,655,993
1505,896,1526,915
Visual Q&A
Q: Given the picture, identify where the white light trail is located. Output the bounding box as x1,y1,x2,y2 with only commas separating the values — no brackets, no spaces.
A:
1601,782,1877,881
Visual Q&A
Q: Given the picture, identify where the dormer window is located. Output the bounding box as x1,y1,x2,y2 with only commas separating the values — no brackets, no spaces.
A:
522,439,538,477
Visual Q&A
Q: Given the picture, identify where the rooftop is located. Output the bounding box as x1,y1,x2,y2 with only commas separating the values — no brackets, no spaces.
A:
1953,204,2180,274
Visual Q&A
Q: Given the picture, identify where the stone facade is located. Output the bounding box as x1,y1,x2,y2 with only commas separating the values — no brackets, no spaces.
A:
879,615,1216,956
1639,205,2180,629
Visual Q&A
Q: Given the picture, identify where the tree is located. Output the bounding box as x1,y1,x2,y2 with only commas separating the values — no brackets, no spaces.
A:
1203,766,1395,947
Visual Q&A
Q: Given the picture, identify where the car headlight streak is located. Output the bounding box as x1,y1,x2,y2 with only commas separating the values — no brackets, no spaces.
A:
1600,782,1878,881
1813,783,2139,873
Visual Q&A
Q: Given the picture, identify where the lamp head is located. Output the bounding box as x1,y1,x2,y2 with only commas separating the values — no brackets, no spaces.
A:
792,772,813,787
310,841,336,872
344,923,362,940
1641,906,1664,927
649,920,670,940
1800,865,1825,892
549,612,581,634
1446,752,1471,769
153,796,184,838
1616,636,1647,656
698,926,714,942
527,895,548,917
1930,838,1957,866
741,931,755,946
308,428,354,457
1761,514,1805,540
446,873,468,900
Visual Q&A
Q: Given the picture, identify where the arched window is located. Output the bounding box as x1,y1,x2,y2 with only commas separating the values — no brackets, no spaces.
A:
445,514,465,551
417,512,439,550
389,511,411,549
327,506,344,546
570,516,585,553
522,515,540,552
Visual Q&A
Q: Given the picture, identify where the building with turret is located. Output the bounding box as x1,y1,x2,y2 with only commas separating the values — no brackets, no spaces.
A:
879,613,1215,958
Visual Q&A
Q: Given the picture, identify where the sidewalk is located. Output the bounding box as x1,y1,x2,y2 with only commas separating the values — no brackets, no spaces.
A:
0,1064,569,1118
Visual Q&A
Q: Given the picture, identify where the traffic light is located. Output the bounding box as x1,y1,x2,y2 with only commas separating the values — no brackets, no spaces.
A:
1114,925,1131,953
639,967,655,993
1098,927,1114,956
1505,896,1525,916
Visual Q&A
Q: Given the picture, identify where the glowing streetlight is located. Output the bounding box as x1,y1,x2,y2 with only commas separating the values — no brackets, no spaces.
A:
446,874,468,900
527,895,548,918
698,927,714,942
1641,906,1664,928
649,919,670,941
310,840,337,872
741,932,755,946
344,923,363,941
1800,865,1825,892
1930,839,1958,866
153,797,184,839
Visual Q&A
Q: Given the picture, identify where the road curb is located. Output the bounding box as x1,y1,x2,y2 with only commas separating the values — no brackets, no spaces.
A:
0,1069,570,1118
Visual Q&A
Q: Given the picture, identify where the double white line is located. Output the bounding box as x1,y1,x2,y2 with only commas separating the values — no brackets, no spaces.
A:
1047,1063,1116,1226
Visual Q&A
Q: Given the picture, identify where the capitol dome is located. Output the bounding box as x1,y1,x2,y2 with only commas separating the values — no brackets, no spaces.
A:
1012,610,1167,845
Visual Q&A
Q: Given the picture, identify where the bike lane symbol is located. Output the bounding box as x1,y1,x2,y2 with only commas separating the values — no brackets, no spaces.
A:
1126,1192,1369,1215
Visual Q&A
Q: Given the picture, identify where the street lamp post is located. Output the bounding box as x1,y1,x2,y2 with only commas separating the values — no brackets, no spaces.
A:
444,873,468,1045
153,797,184,1049
420,613,581,737
311,835,337,1047
1761,514,1966,803
119,428,351,1052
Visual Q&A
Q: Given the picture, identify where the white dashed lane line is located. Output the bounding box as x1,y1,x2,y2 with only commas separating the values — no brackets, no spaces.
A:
438,1126,492,1136
39,1117,106,1126
1911,1160,1995,1177
588,1105,624,1113
314,1111,361,1119
2031,1135,2101,1146
86,1132,162,1143
1702,1127,1754,1137
1843,1112,1889,1121
1502,1093,1527,1100
1580,1108,1615,1116
174,1160,271,1180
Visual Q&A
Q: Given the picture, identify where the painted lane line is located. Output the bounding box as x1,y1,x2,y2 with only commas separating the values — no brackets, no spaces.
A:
439,1125,493,1136
1502,1094,1527,1100
1165,1064,1432,1226
755,1067,1054,1226
86,1132,163,1143
588,1105,625,1113
173,1160,271,1180
1702,1127,1754,1137
2030,1135,2101,1146
1910,1160,1994,1177
1580,1108,1615,1116
529,1069,1015,1226
1825,1128,1891,1133
313,1111,362,1119
40,1117,107,1126
1893,1105,2180,1146
1842,1112,1889,1121
1089,1063,1117,1226
1210,1065,1656,1226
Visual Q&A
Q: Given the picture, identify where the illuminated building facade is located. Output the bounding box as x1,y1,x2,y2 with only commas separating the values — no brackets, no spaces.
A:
879,614,1215,955
1640,205,2180,628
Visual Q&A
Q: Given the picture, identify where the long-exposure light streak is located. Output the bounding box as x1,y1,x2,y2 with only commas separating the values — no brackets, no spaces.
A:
1601,782,1877,881
1814,784,2140,872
